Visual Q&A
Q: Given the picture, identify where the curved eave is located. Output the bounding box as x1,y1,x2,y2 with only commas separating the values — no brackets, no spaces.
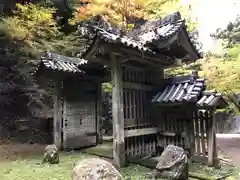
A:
81,32,175,66
181,25,202,60
145,24,201,62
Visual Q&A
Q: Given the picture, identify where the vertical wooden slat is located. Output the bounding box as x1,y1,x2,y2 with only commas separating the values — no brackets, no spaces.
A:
136,90,140,126
163,113,167,147
181,119,185,148
123,67,126,82
141,91,144,119
208,110,218,167
142,70,146,84
205,110,209,151
200,112,206,154
126,138,130,156
138,136,142,156
152,135,156,154
135,134,138,157
96,82,102,144
147,138,150,155
195,111,201,155
130,136,134,157
141,135,145,156
123,89,126,119
126,89,130,120
138,135,142,156
175,117,179,147
142,91,145,119
128,68,131,82
129,89,133,119
133,89,136,120
139,91,142,119
168,116,172,145
62,91,67,149
183,120,188,149
189,112,196,157
111,54,125,168
53,80,62,149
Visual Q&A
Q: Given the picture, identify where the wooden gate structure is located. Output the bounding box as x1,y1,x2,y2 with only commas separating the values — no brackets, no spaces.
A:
76,12,203,168
35,52,105,150
151,74,227,167
35,11,227,169
194,91,228,166
62,79,98,150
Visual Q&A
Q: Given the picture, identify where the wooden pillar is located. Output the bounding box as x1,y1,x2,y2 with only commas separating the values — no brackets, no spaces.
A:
208,110,218,167
53,80,63,149
189,109,196,157
96,81,102,143
111,54,126,168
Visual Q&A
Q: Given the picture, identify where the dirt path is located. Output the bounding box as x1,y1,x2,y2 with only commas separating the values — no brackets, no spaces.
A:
217,135,240,167
0,142,45,161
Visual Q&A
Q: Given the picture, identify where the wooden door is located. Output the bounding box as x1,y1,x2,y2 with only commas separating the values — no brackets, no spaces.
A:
62,80,97,150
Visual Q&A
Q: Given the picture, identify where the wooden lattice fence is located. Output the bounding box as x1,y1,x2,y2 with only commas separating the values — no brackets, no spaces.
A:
122,65,157,157
192,109,218,166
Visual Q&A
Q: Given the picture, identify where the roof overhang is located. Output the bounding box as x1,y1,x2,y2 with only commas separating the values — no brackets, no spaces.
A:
78,12,201,67
197,90,228,109
151,72,206,106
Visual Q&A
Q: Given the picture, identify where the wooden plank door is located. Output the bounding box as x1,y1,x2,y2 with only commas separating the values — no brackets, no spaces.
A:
62,81,97,150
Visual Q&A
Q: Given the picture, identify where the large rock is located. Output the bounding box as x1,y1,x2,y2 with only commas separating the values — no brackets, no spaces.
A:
72,158,122,180
154,145,188,180
42,144,59,164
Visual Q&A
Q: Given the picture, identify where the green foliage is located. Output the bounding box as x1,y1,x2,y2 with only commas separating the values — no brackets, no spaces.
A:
146,0,199,32
211,15,240,48
102,82,112,93
166,12,240,99
0,3,85,121
1,3,84,59
165,55,240,96
75,0,184,32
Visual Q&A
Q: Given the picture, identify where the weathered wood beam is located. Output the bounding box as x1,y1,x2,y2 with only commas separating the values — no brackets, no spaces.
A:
96,81,102,143
111,54,126,168
127,57,163,67
189,113,196,157
156,33,178,49
178,30,199,60
53,80,63,149
91,40,173,66
123,82,154,91
208,111,219,167
83,38,100,59
120,48,174,65
125,128,158,137
124,128,188,138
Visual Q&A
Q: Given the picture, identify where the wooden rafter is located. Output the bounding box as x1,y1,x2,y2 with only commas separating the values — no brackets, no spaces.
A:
178,30,199,60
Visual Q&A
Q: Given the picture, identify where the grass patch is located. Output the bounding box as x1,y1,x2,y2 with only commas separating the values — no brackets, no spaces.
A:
189,162,235,179
0,152,157,180
0,151,238,180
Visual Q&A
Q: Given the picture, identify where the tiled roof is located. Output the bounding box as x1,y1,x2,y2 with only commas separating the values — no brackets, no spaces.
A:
96,28,152,53
39,51,88,73
131,12,184,44
78,12,201,61
197,91,226,108
152,73,205,104
138,20,184,44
